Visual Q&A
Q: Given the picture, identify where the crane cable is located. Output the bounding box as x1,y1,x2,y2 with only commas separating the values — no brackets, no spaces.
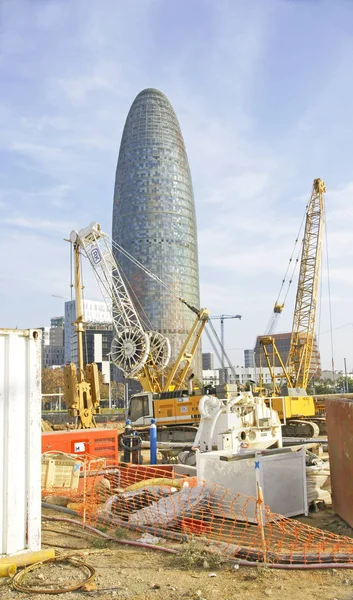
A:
74,233,238,378
115,255,154,332
112,237,237,375
111,238,182,302
112,236,237,374
270,200,308,321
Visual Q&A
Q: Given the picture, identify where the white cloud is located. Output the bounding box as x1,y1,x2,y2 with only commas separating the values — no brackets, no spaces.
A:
1,0,353,370
0,216,73,233
53,71,114,105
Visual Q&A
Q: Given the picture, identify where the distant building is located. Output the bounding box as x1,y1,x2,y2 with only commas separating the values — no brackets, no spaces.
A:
42,345,64,368
321,370,338,380
82,325,114,383
112,88,201,381
67,321,114,383
202,366,283,388
254,332,321,379
202,369,220,386
38,326,50,347
244,349,255,368
49,316,64,347
64,299,112,364
38,317,65,368
202,352,214,370
51,316,65,328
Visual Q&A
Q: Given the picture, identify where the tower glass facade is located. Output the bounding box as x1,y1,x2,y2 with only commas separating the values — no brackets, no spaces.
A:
112,88,201,378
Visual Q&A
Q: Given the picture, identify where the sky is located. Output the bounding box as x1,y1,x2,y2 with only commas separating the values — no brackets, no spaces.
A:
1,0,353,372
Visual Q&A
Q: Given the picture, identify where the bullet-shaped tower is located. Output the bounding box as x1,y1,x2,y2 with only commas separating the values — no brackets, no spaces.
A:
112,88,201,379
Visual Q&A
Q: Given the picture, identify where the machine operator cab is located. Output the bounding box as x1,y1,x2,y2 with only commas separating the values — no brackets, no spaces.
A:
128,392,154,426
127,384,240,428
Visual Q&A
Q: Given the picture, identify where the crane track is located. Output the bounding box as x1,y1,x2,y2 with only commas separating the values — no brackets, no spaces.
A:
282,419,320,438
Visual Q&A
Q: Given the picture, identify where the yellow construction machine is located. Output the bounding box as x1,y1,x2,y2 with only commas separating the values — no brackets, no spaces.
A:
258,178,326,437
63,233,101,428
67,222,236,442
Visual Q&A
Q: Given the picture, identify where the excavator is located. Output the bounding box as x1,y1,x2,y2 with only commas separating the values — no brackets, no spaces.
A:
258,178,326,437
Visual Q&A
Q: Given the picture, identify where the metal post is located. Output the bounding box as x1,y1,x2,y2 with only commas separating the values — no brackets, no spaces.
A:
221,316,225,372
58,387,62,411
150,418,157,465
344,357,349,393
108,363,112,410
124,382,129,420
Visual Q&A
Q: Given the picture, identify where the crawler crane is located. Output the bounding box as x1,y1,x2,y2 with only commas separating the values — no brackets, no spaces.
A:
258,178,326,437
67,222,282,450
68,223,213,442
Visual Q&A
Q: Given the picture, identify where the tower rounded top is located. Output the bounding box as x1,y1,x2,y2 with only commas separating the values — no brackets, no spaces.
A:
134,88,168,99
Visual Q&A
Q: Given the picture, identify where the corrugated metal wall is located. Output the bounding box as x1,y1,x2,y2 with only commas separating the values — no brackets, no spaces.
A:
0,329,42,555
326,398,353,527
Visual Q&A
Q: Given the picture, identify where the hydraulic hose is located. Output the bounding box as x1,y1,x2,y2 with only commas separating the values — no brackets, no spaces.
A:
120,434,143,452
42,515,177,554
42,502,80,516
42,506,353,568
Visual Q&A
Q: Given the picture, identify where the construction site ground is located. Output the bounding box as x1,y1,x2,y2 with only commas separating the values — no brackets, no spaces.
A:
1,509,353,600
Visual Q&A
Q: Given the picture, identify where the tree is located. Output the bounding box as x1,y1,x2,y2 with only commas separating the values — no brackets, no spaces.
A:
111,381,125,406
42,367,64,394
97,370,109,399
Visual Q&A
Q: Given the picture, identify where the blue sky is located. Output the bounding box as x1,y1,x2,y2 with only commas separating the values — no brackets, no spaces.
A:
1,0,353,371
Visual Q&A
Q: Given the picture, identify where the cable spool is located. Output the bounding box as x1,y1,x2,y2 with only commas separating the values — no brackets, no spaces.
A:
146,331,171,370
111,328,150,377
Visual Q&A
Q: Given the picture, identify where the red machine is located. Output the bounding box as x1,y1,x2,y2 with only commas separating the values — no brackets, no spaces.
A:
42,429,119,462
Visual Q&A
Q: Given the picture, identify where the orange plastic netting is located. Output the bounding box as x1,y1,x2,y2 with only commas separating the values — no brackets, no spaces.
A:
42,456,353,566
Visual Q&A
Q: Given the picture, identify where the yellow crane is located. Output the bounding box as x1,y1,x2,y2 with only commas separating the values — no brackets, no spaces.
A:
259,178,326,437
66,223,215,442
287,178,325,389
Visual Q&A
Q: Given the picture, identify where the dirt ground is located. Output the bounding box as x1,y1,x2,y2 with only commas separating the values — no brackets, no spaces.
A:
1,509,353,600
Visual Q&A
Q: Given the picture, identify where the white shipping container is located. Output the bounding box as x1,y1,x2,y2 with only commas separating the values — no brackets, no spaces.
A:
0,329,42,555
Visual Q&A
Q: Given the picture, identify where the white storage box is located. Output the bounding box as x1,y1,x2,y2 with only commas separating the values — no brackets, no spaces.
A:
196,446,308,521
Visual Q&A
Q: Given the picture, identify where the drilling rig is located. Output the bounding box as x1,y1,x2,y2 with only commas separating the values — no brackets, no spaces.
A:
258,178,326,436
63,237,101,428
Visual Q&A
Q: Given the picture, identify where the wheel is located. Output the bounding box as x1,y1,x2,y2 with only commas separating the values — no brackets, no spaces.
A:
146,331,171,370
111,328,150,377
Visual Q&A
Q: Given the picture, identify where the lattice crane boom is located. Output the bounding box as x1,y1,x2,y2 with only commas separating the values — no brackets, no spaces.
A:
70,223,170,379
286,178,325,389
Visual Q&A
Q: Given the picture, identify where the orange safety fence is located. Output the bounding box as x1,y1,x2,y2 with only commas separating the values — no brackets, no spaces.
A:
42,455,353,566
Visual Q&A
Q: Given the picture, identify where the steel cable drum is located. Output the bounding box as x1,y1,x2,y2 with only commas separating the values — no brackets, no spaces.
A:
111,328,150,377
146,331,171,371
